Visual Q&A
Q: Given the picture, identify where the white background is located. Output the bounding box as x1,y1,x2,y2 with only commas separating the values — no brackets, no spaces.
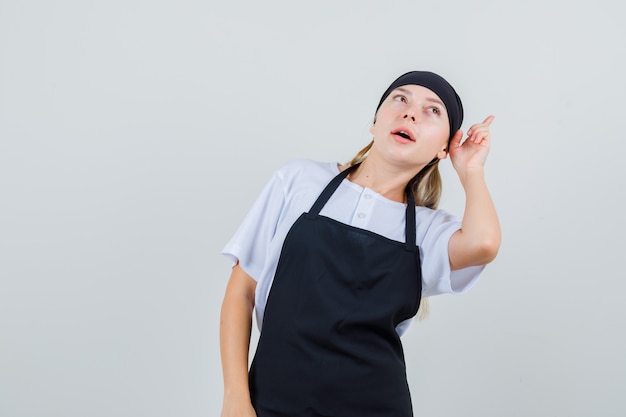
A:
1,1,625,416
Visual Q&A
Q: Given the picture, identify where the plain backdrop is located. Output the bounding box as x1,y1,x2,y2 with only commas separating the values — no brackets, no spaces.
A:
1,0,625,416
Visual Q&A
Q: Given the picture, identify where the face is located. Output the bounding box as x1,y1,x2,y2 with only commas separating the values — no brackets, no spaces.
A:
369,84,450,169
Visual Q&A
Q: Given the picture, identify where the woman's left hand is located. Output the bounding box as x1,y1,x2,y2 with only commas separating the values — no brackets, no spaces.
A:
448,115,494,175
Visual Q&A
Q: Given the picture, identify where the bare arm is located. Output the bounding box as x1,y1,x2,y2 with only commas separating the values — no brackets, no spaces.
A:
447,116,501,270
220,264,257,417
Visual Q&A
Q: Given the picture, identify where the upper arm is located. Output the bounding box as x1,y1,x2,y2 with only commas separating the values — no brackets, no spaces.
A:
224,263,257,308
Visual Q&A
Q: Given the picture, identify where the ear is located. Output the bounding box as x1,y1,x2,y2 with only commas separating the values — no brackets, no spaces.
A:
369,115,378,135
437,148,448,160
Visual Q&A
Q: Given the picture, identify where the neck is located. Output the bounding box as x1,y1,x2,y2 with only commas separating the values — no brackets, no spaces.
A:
344,157,422,203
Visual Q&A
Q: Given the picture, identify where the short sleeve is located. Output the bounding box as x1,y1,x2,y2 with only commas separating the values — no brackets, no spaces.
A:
221,171,286,281
418,209,485,297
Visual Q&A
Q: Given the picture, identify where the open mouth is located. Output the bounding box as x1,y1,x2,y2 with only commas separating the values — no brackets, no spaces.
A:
392,130,414,141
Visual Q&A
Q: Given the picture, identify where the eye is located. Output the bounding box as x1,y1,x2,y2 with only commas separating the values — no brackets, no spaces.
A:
393,94,408,103
429,107,441,115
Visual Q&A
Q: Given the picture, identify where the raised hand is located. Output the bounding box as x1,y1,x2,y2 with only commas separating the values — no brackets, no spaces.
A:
448,115,494,175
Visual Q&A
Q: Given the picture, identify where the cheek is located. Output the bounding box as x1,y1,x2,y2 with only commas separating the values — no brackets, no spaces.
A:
421,127,449,152
430,124,450,145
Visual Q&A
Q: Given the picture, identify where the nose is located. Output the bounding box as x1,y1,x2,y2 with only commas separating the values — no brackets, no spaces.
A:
403,113,417,123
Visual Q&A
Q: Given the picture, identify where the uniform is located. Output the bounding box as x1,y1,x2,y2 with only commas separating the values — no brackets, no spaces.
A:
222,159,484,416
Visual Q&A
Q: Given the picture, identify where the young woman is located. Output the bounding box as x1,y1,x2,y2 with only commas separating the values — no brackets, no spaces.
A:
220,71,501,417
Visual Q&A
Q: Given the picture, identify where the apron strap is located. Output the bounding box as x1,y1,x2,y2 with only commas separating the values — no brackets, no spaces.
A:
309,164,358,216
404,188,416,251
309,163,417,251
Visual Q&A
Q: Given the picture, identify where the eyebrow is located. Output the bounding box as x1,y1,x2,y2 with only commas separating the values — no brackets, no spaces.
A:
395,87,445,107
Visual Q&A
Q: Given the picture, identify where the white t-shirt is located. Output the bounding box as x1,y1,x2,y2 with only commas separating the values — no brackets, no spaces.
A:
222,159,484,335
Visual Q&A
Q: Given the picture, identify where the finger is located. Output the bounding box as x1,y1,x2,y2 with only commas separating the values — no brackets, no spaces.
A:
449,129,463,148
483,115,495,126
468,128,490,144
467,115,495,136
477,130,492,144
474,134,488,144
473,131,490,144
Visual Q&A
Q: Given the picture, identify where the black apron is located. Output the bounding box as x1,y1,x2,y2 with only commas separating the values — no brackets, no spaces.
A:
249,165,422,417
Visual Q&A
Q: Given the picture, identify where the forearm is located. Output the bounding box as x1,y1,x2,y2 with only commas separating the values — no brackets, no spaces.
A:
450,168,501,269
220,266,256,403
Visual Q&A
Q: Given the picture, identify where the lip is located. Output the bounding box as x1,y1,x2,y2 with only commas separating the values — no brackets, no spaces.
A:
391,126,415,142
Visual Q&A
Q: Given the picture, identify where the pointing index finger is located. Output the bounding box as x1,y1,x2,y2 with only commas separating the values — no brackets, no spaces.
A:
483,115,495,126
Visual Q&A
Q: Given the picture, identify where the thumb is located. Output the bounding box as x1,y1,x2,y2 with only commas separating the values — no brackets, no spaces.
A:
449,129,463,148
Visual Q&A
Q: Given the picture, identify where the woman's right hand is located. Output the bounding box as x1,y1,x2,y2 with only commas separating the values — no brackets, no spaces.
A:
220,397,257,417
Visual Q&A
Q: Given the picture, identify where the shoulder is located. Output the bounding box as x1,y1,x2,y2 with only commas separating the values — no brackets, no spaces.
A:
273,159,340,191
275,158,339,179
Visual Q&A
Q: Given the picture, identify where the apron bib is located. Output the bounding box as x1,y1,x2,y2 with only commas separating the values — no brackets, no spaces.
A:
250,165,422,417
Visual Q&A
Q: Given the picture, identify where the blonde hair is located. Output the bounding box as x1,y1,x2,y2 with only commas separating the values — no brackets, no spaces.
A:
347,140,444,320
